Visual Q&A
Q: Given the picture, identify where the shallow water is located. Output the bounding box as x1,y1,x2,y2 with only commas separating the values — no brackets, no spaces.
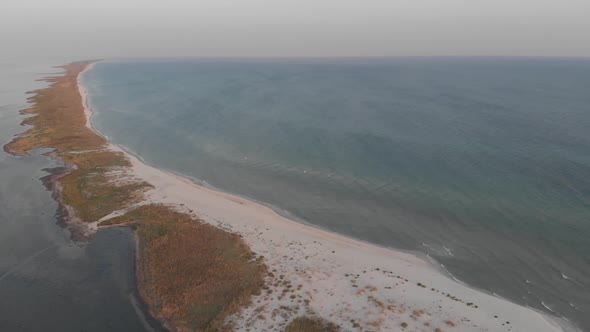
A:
0,59,160,332
83,57,590,330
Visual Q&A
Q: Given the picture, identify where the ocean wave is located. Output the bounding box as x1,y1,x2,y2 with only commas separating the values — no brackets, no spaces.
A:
561,272,584,288
443,246,454,257
440,264,462,283
541,301,557,314
568,302,580,311
422,242,455,257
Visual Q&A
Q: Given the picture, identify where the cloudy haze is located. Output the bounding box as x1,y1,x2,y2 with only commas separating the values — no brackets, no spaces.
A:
2,0,590,59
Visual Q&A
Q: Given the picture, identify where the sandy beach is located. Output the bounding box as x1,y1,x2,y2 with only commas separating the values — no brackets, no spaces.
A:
75,64,576,332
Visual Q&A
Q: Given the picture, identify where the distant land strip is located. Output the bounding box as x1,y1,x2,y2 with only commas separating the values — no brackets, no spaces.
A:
3,62,291,331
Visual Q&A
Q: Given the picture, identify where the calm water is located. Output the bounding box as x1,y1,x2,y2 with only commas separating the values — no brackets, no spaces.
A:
0,59,160,331
83,58,590,330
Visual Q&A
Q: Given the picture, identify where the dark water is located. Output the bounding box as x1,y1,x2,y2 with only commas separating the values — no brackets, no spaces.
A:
0,60,159,332
83,57,590,330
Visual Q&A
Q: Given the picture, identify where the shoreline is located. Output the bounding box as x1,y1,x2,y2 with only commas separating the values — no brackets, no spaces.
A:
6,62,267,331
78,62,576,331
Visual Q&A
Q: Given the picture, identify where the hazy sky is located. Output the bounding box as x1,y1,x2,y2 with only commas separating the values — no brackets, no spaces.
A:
2,0,590,58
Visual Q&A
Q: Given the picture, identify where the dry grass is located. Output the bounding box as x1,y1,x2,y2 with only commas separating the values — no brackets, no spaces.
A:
4,62,268,331
4,62,151,223
59,150,152,222
5,62,105,156
285,316,339,332
107,204,266,331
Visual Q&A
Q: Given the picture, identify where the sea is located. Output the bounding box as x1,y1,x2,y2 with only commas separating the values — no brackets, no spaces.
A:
1,57,588,331
82,57,590,331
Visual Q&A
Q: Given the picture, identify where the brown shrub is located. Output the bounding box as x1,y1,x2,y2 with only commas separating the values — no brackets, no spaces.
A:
125,204,266,331
285,316,339,332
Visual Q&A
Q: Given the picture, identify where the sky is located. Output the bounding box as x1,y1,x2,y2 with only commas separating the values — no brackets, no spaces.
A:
1,0,590,59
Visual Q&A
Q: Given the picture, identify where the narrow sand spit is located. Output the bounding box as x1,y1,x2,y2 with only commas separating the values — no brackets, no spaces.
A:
78,66,574,332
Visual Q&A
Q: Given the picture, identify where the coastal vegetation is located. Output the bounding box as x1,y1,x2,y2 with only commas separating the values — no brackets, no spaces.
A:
284,316,339,332
4,62,266,331
107,204,266,330
4,62,151,225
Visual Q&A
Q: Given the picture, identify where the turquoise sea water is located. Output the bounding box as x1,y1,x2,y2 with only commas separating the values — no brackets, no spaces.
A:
83,58,590,330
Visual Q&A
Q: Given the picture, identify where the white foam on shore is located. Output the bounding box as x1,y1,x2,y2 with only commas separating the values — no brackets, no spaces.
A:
78,63,576,332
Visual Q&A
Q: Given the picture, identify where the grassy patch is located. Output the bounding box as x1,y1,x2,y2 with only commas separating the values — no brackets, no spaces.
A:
4,62,150,223
58,154,151,222
110,204,267,331
285,316,340,332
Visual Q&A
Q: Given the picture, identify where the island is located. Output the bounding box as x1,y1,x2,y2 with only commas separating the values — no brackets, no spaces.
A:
4,61,569,332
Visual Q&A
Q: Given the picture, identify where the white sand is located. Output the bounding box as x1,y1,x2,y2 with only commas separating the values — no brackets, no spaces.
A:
79,63,96,130
78,66,574,332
